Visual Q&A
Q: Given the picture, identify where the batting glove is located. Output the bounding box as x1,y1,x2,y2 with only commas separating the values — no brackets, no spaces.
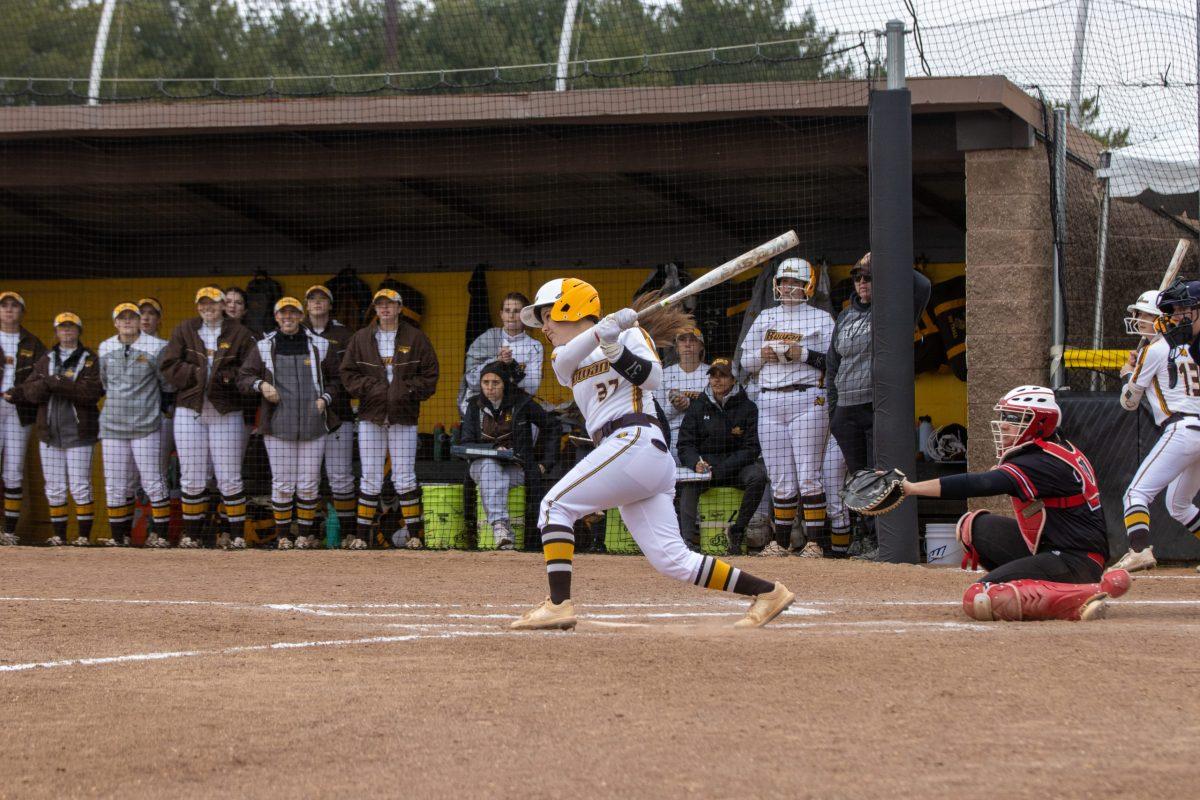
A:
612,308,639,330
595,314,622,345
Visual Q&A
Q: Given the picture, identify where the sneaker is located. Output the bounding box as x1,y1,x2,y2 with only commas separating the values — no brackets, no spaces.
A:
1109,546,1155,573
797,541,824,559
734,582,796,629
510,598,577,631
405,536,424,550
177,536,200,549
45,535,64,547
0,531,18,546
758,541,789,557
277,537,293,551
493,521,515,551
347,537,368,551
230,536,246,550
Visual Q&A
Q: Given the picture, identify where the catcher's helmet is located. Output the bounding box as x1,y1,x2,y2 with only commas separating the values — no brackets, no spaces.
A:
773,258,817,303
521,278,601,328
991,385,1060,461
1156,279,1200,314
1124,290,1163,337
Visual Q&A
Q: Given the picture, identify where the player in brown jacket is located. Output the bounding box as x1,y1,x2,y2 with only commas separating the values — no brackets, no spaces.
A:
0,291,48,544
340,288,439,549
9,313,103,545
160,287,257,548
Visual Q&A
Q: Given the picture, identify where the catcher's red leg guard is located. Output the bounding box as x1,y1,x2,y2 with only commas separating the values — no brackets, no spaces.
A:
962,579,1108,622
955,510,988,570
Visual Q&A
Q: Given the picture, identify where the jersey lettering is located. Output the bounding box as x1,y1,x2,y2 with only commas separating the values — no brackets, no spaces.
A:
571,360,609,386
765,329,802,343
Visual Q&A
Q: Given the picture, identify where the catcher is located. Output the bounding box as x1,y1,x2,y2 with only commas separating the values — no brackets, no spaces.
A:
844,385,1130,621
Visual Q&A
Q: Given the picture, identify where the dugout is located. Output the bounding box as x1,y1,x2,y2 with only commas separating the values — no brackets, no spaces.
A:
0,75,1181,549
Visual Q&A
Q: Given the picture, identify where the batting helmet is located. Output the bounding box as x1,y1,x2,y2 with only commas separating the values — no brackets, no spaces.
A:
991,385,1060,461
773,258,817,302
1124,290,1162,336
521,278,601,328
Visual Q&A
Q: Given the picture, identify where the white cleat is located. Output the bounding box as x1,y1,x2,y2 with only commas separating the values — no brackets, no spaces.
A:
294,535,310,550
510,598,577,631
758,541,789,557
230,536,246,550
347,537,368,550
1109,546,1156,573
796,541,824,559
72,535,90,547
0,531,18,546
277,537,293,551
177,535,200,549
145,532,169,548
734,582,796,629
45,535,64,547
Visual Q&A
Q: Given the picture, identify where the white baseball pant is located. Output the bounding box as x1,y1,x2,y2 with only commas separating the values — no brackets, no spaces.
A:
757,388,828,498
539,427,715,585
358,422,417,496
39,442,94,511
264,436,325,503
323,423,356,496
1124,419,1200,537
103,431,168,508
469,458,523,524
174,408,246,524
822,434,851,550
1,400,31,530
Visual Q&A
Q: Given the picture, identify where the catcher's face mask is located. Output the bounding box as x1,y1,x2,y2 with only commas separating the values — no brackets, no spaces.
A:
991,409,1034,460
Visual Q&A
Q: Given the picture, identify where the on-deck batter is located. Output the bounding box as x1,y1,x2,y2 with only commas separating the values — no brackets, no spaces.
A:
739,258,835,557
509,278,795,631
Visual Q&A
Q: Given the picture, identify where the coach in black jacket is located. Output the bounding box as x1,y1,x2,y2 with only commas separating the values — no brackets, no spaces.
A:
676,358,768,555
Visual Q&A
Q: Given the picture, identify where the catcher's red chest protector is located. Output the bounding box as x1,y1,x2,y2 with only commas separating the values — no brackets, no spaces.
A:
1002,440,1100,555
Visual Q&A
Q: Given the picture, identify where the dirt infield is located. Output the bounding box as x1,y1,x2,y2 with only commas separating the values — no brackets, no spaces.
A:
2,550,1198,799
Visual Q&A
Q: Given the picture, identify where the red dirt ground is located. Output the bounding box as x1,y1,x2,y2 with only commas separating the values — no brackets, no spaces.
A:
2,549,1198,799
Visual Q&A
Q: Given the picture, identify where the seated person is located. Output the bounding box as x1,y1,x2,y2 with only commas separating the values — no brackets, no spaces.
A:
459,361,559,549
458,292,543,414
676,357,768,555
661,327,709,464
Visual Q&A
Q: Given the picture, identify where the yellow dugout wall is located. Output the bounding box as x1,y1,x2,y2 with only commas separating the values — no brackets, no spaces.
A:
6,263,965,540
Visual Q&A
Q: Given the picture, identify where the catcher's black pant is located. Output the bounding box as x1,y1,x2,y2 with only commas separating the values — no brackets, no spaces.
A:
971,514,1103,585
831,403,873,474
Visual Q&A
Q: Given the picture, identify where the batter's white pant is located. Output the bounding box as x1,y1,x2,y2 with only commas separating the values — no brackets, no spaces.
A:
757,387,829,498
1,400,30,487
264,435,325,506
469,458,524,523
358,422,417,496
174,408,245,519
822,435,849,529
103,431,168,508
323,423,356,497
1124,419,1200,533
540,426,718,585
39,442,93,510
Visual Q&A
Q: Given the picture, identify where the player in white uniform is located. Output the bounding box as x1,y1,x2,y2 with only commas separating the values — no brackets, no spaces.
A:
98,303,171,547
660,327,709,463
739,259,835,557
458,292,544,414
509,278,794,631
0,291,47,545
1115,280,1200,571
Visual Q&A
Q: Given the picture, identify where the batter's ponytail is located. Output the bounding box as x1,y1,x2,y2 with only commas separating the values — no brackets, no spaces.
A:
630,290,695,348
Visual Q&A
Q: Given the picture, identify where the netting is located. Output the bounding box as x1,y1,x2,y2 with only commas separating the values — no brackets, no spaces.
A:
0,0,1193,563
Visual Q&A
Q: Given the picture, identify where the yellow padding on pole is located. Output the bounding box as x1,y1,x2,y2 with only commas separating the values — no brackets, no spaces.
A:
1064,349,1129,369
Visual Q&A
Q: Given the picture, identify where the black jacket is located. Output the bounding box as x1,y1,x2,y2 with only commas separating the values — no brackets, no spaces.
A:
459,389,560,477
677,386,760,481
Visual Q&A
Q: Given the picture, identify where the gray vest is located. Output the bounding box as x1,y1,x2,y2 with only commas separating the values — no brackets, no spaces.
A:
271,351,325,441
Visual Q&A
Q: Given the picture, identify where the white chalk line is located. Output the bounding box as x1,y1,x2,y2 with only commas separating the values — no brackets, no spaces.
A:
0,630,506,674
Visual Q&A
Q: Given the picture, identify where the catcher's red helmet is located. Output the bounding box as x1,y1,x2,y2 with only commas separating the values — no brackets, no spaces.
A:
991,385,1060,460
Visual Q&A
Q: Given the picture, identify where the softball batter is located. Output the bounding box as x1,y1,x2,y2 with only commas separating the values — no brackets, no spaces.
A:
1115,280,1200,571
304,284,357,541
240,297,341,550
510,278,794,631
98,303,171,547
10,313,102,546
341,288,439,550
0,291,46,545
160,287,256,549
739,259,835,557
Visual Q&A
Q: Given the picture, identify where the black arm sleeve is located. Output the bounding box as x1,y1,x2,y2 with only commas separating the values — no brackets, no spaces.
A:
609,345,653,386
938,469,1019,500
804,349,826,372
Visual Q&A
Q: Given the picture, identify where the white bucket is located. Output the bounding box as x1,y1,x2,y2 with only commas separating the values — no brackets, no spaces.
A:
925,523,963,566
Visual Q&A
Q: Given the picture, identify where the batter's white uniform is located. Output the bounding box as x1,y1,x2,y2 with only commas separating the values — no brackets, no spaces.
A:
540,327,741,588
660,361,709,463
1122,336,1200,537
739,302,835,545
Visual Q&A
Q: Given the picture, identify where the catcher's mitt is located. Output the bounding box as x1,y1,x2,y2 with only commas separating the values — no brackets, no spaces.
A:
842,468,907,516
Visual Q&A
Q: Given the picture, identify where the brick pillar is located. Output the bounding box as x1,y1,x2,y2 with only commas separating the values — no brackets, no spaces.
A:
964,145,1052,510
